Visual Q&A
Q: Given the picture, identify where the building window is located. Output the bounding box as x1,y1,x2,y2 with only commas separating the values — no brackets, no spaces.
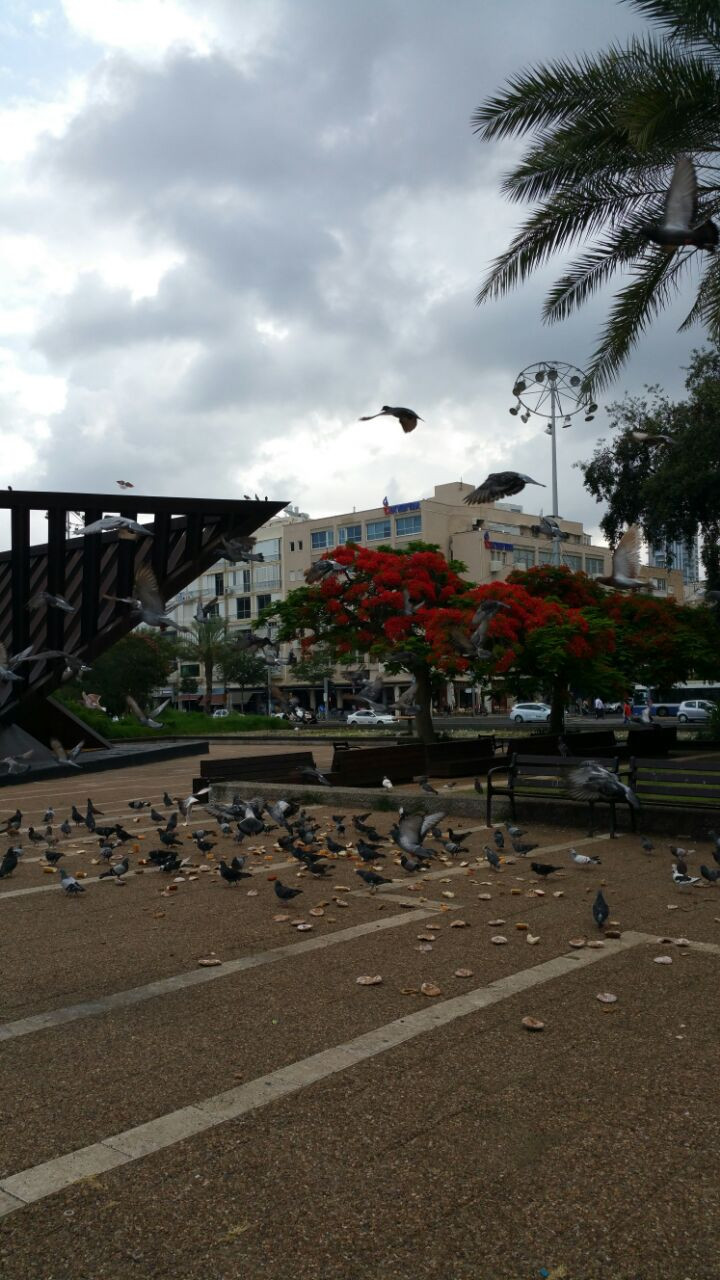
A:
204,602,220,618
180,663,200,677
396,514,421,537
585,556,605,577
214,572,224,596
253,563,281,590
256,593,272,612
652,577,667,593
290,541,295,551
256,537,281,560
298,539,303,550
487,521,517,536
563,553,582,571
337,523,362,544
311,529,334,550
366,519,391,541
236,597,251,620
513,547,535,569
538,549,554,565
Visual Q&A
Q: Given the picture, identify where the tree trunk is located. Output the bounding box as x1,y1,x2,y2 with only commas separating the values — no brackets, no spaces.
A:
550,678,566,735
204,658,214,715
413,666,436,744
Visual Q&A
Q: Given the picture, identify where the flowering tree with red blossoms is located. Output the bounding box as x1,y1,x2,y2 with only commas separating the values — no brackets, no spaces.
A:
265,551,719,739
263,543,497,742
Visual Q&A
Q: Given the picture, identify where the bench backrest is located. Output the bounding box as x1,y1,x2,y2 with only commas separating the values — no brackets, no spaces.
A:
629,756,720,802
200,751,315,780
511,753,620,778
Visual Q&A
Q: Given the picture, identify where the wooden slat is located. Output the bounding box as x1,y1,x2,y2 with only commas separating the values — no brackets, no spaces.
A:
10,505,30,653
45,507,67,652
151,510,172,582
80,508,103,648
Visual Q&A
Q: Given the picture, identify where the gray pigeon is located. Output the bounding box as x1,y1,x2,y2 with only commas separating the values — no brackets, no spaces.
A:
643,154,718,252
464,472,545,505
358,406,423,434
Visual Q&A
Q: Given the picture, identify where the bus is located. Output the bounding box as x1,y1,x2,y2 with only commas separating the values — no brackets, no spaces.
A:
633,682,720,718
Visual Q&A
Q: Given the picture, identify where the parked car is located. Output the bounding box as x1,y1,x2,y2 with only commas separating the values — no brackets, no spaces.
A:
676,699,715,723
346,709,396,727
508,702,552,723
212,708,230,718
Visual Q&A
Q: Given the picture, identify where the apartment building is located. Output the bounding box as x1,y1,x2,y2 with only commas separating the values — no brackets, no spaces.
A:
170,481,684,709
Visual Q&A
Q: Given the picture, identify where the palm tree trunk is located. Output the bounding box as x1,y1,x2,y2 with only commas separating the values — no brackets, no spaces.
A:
204,658,214,715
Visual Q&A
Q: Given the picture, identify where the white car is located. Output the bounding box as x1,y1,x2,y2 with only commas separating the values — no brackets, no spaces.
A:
676,699,715,723
509,702,552,723
212,708,230,718
346,709,396,727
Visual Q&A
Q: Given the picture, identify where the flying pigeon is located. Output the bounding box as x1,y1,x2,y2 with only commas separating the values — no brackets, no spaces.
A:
0,751,33,775
630,431,673,447
126,695,170,729
80,515,152,539
463,472,545,505
358,406,423,434
104,564,189,632
567,763,640,810
116,480,134,488
532,515,569,541
643,154,718,253
27,592,75,613
305,559,349,584
220,534,265,563
597,526,646,590
50,738,84,768
298,766,331,786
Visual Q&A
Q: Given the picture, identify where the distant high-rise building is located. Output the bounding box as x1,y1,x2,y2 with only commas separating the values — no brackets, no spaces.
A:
650,537,700,586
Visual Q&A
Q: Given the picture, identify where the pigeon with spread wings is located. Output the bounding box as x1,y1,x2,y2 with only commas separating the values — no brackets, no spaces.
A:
359,406,423,434
463,472,545,505
597,526,645,590
126,695,170,729
643,154,718,253
105,564,190,631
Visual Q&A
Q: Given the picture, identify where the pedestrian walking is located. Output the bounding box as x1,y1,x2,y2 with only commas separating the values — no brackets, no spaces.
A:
594,696,605,720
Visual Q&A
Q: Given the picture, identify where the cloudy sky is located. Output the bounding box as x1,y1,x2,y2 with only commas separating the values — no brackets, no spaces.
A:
0,0,704,542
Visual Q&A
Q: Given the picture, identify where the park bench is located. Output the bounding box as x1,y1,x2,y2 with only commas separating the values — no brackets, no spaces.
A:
424,736,497,777
563,729,618,757
328,742,426,787
627,755,720,813
626,726,676,757
194,750,317,794
486,753,633,836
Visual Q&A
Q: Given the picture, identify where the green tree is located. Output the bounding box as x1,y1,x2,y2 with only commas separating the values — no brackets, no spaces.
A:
218,648,268,710
473,0,720,389
176,618,234,713
578,344,720,587
292,645,336,689
84,632,176,716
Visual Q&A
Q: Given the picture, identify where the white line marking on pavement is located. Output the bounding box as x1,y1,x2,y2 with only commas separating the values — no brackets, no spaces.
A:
0,908,435,1042
0,931,658,1213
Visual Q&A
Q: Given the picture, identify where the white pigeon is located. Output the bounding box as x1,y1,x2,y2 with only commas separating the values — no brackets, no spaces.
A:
672,863,701,887
570,848,602,866
382,775,393,790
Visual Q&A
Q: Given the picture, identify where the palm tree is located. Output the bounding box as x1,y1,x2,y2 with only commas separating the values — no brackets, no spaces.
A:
176,618,234,714
473,0,720,390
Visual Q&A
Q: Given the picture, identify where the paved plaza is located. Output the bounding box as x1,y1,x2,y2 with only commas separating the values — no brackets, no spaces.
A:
1,743,719,1279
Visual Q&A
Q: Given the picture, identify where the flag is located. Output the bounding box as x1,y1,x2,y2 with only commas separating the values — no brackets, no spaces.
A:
483,530,490,548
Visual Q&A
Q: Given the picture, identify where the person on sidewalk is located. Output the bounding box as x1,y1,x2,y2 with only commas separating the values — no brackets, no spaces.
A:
594,696,605,720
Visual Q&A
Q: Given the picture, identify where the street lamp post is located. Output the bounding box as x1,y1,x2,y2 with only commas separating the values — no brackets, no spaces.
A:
509,360,597,561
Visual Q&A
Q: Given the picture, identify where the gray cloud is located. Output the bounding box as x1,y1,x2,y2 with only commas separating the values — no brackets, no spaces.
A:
0,0,702,546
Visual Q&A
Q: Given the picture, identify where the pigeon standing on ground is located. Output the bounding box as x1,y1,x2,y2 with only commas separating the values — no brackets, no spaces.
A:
570,848,602,866
356,868,392,890
531,861,562,878
219,859,251,885
700,864,720,884
593,890,609,928
99,856,129,880
672,863,701,887
484,846,501,871
512,839,538,856
274,880,302,901
0,846,20,878
60,867,85,894
493,829,504,850
418,777,438,795
382,775,393,790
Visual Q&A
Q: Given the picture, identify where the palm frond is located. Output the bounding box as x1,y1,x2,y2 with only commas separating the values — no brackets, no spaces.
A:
472,50,627,141
542,226,650,323
626,0,720,52
584,250,694,391
679,255,720,335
